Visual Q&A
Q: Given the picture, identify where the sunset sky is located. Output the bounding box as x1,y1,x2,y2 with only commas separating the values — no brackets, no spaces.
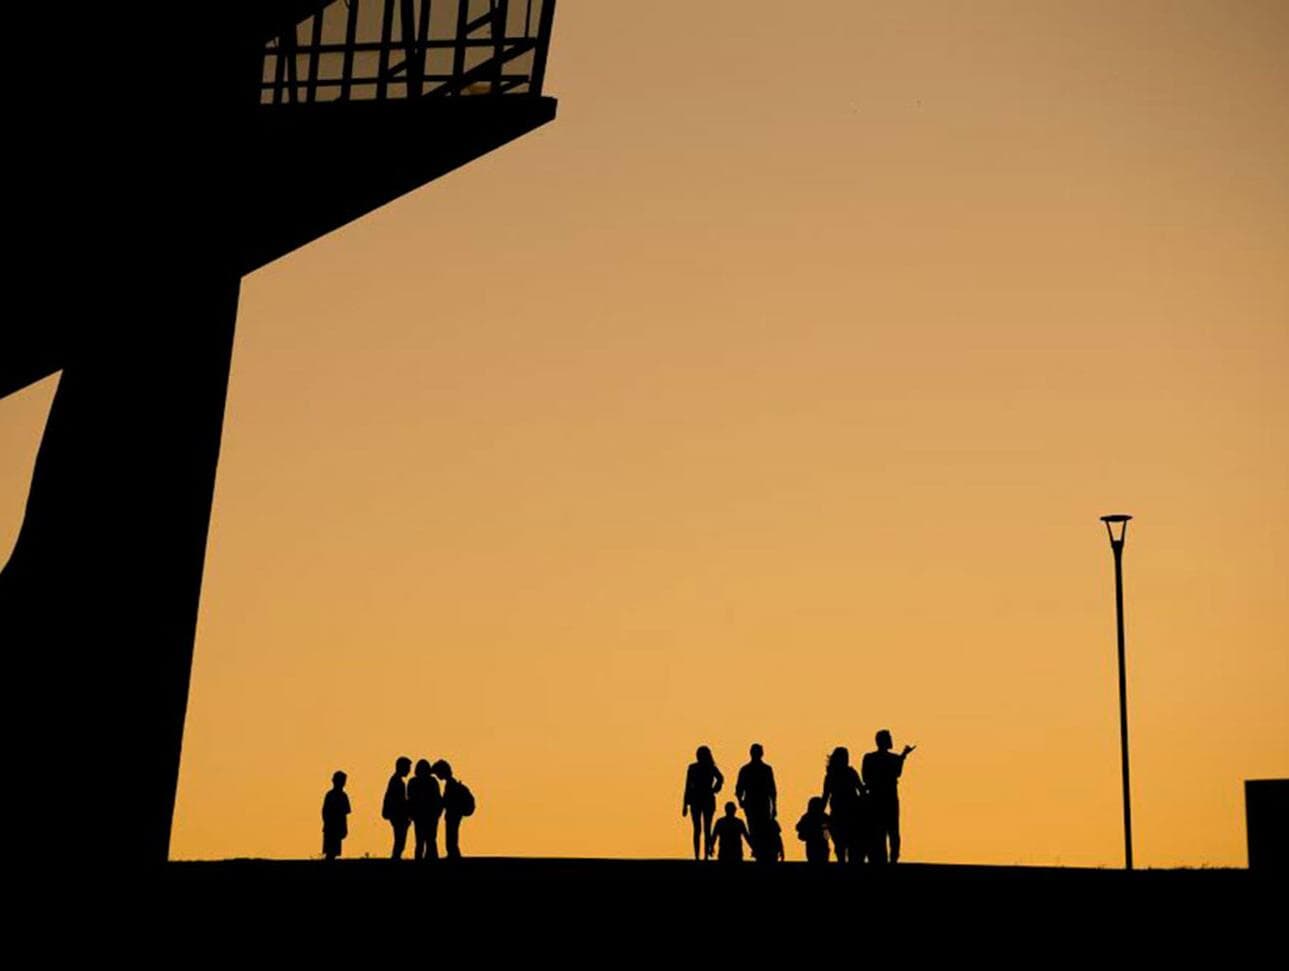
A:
2,0,1286,866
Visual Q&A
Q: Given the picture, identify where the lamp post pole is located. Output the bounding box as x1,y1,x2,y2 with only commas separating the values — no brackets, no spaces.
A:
1101,514,1134,870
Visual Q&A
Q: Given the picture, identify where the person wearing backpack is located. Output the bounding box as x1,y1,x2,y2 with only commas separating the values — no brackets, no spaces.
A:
795,796,830,864
432,759,475,859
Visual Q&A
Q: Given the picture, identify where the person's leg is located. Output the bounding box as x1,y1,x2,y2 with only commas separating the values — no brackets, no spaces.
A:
690,808,702,860
748,810,768,860
427,813,440,860
701,806,715,859
391,820,408,859
889,801,901,863
445,814,461,858
870,807,889,864
413,819,425,860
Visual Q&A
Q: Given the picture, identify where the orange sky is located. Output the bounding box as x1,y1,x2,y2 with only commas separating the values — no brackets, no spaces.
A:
3,0,1287,866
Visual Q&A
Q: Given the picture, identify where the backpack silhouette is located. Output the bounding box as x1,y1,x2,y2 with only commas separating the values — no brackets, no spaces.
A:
455,781,476,817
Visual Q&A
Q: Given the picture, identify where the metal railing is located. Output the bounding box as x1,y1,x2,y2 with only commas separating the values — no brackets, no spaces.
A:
262,0,556,104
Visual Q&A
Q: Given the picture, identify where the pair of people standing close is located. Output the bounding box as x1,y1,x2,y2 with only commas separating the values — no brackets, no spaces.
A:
683,743,779,861
382,756,476,860
820,730,915,863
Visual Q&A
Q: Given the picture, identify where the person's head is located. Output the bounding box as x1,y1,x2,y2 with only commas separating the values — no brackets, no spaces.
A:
432,759,454,780
749,743,763,761
807,796,825,815
695,745,713,765
414,758,433,778
723,801,737,817
332,770,347,789
395,756,412,777
876,730,893,751
827,746,849,772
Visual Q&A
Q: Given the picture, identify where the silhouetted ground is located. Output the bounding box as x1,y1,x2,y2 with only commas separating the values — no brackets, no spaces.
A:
84,858,1273,958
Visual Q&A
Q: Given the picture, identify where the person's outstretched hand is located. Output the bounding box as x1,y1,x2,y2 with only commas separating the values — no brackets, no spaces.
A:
902,744,917,757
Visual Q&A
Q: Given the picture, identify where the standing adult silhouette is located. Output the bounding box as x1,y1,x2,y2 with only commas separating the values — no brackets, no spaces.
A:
407,758,443,861
682,745,725,860
433,759,475,859
382,756,412,859
862,730,915,864
821,746,865,863
735,743,778,861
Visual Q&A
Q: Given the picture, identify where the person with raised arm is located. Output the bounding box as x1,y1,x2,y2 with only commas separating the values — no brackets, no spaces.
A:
861,730,916,864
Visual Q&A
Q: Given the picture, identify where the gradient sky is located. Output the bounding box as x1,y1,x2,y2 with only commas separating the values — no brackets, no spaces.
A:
3,0,1286,865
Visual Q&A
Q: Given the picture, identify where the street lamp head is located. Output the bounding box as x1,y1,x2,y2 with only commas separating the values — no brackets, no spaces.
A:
1100,513,1133,546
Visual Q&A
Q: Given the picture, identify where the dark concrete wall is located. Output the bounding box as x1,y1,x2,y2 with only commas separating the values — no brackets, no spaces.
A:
1245,779,1287,871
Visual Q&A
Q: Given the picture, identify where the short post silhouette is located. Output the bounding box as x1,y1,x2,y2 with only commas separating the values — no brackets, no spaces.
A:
321,770,351,861
433,759,476,859
711,801,754,863
861,730,915,864
821,746,866,863
408,758,444,861
682,745,725,860
382,756,412,859
735,743,778,861
796,796,831,864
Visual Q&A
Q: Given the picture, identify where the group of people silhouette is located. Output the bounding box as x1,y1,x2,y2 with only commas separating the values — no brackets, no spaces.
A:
683,731,915,864
320,756,476,861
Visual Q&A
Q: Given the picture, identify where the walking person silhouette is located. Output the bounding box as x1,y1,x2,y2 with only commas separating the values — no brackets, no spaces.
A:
821,746,865,863
433,759,475,859
321,770,351,860
682,745,725,860
735,743,777,861
382,756,412,859
407,758,443,860
711,801,754,863
862,730,915,864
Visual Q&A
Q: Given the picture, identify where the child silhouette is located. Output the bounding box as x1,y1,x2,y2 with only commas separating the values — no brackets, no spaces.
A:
321,770,351,860
796,796,830,864
711,801,753,863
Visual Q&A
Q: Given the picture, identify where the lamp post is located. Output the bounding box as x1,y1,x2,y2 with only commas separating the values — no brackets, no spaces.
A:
1100,513,1134,870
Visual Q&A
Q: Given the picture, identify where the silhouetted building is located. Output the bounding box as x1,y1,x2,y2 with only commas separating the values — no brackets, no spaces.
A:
1245,779,1287,872
0,1,558,865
